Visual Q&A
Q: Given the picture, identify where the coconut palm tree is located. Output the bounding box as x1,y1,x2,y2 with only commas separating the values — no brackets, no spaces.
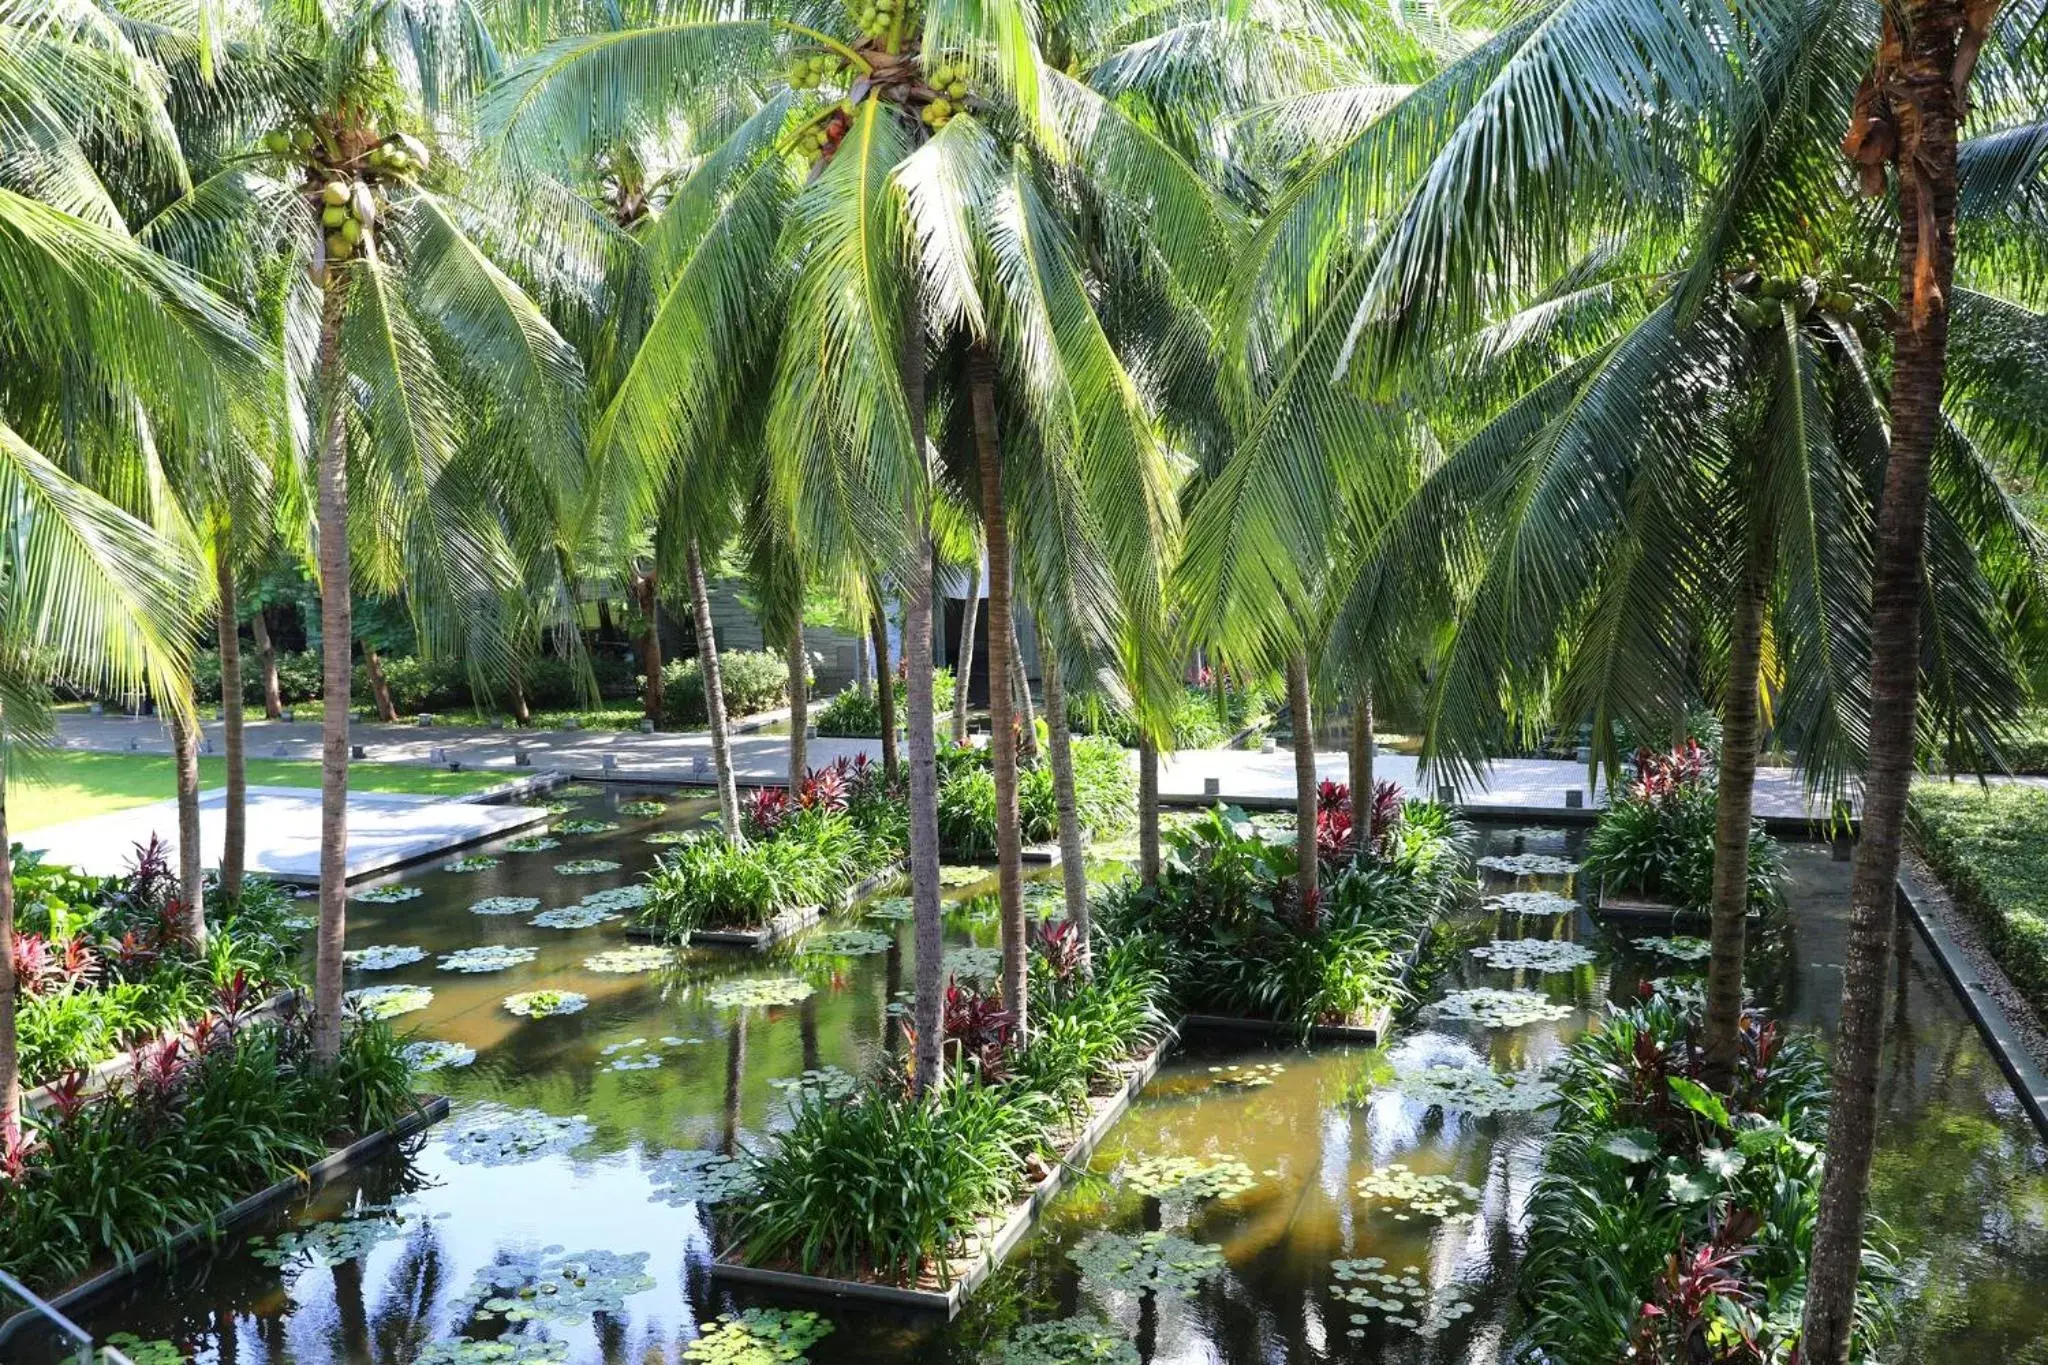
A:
142,0,586,1061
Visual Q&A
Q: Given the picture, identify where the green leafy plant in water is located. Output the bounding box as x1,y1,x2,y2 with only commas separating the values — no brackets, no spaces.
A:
105,1336,186,1365
441,1103,595,1165
986,1317,1138,1365
583,946,672,973
344,944,426,971
472,896,542,916
1429,988,1574,1028
768,1066,859,1103
556,784,603,798
705,976,814,1009
553,819,620,836
864,896,914,921
401,1040,476,1071
1355,1164,1480,1220
353,885,425,904
683,1309,834,1365
1119,1153,1256,1200
1207,1061,1285,1089
445,856,502,873
801,927,894,956
1634,935,1713,962
645,829,695,845
457,1247,656,1324
1469,938,1597,972
578,885,650,912
346,984,434,1019
415,1338,568,1365
1484,890,1579,916
504,836,561,853
1391,1060,1559,1115
940,864,990,887
1476,853,1580,877
619,800,668,817
1068,1230,1225,1296
528,905,619,929
439,946,537,973
503,990,587,1017
943,946,1004,988
250,1199,440,1268
553,859,622,875
649,1148,758,1206
1330,1258,1476,1337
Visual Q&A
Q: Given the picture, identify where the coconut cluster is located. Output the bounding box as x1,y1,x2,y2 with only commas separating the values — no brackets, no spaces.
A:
921,61,970,128
847,0,913,39
316,178,377,261
797,109,852,158
1728,264,1877,337
259,125,433,266
787,52,848,90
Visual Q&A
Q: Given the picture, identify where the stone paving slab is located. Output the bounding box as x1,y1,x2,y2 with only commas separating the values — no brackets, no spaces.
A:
21,784,550,884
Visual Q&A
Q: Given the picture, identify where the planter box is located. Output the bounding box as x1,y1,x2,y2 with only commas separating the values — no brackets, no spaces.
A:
0,1096,450,1336
1179,1009,1390,1046
625,867,904,950
1593,878,1702,928
709,1045,1165,1317
23,990,300,1113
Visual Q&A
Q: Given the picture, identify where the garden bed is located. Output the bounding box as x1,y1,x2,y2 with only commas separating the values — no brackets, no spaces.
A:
708,1044,1165,1316
631,867,905,949
22,989,301,1112
3,1095,449,1334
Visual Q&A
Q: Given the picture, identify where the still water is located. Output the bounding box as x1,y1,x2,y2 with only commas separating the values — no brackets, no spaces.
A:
16,797,2048,1362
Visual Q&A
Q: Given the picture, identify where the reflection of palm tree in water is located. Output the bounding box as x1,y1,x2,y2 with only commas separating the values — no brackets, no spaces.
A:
1881,914,1916,1110
884,937,905,1054
371,1222,447,1363
723,1011,748,1156
212,1307,238,1365
1136,1195,1160,1365
801,993,820,1073
333,1257,371,1364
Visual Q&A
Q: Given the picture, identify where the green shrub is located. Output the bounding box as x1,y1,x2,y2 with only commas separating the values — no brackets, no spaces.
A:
736,1068,1060,1284
1014,933,1172,1107
662,649,790,728
641,805,902,937
0,1016,414,1291
1911,780,2048,1008
1068,681,1279,750
193,648,323,706
813,669,957,737
936,736,1134,861
1581,764,1782,914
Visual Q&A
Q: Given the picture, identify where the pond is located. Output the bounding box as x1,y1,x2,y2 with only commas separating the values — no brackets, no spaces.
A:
16,804,2048,1363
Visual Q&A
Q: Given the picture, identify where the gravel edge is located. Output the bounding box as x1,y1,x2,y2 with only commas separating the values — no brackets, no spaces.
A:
1900,845,2048,1080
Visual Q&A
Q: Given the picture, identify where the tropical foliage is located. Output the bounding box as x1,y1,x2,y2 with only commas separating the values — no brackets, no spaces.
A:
1583,744,1785,914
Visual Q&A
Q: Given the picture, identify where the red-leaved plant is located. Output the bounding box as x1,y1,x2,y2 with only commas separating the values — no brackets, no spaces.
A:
1629,1210,1766,1363
1631,739,1712,802
1035,920,1084,984
941,982,1015,1080
743,785,790,837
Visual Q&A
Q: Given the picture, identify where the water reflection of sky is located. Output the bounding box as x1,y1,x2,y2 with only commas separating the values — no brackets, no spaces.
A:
31,812,2048,1363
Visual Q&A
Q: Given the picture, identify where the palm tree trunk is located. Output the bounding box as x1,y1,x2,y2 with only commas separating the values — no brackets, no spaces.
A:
1802,7,1964,1353
855,626,872,699
364,645,397,722
169,682,207,948
902,311,945,1095
952,557,981,744
509,674,531,726
787,622,808,783
251,605,283,719
970,343,1027,1034
312,278,353,1065
1286,654,1318,921
1008,587,1038,763
215,551,246,899
1039,644,1090,971
870,588,899,781
636,569,663,724
1347,685,1374,855
1702,527,1771,1089
686,536,743,840
1138,733,1161,887
0,746,18,1143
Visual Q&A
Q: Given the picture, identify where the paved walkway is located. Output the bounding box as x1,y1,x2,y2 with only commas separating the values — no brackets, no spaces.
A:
22,783,549,883
53,712,1861,824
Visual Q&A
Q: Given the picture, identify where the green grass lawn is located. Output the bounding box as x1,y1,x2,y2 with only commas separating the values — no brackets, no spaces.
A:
10,749,510,832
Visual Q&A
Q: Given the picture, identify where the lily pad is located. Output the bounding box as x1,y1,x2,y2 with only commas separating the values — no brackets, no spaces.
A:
1355,1163,1481,1220
1120,1153,1257,1200
648,1148,759,1206
415,1338,568,1365
1468,938,1598,972
1207,1061,1286,1090
471,895,542,917
1635,934,1713,962
553,858,622,875
556,784,603,797
553,819,619,836
577,884,649,912
529,905,621,929
705,976,814,1009
619,800,668,817
504,990,588,1017
768,1065,859,1103
440,945,538,974
401,1040,477,1071
1484,890,1580,916
250,1200,439,1268
1392,1060,1559,1115
939,864,989,887
458,1247,655,1324
606,1052,662,1071
504,836,561,853
1068,1230,1225,1297
353,885,424,904
801,928,895,957
684,1309,834,1365
987,1317,1138,1365
645,829,697,845
344,944,426,971
104,1339,186,1365
863,896,915,921
1331,1258,1477,1338
942,946,1005,989
1430,988,1574,1028
441,1103,595,1165
583,946,673,974
345,984,433,1019
445,855,502,873
1476,853,1581,877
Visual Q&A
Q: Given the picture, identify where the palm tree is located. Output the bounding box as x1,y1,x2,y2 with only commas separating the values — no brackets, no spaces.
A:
147,0,586,1061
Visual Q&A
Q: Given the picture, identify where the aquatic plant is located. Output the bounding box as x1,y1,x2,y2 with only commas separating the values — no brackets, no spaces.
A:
441,1103,595,1165
607,1051,662,1070
864,896,915,921
346,984,434,1019
1207,1061,1285,1089
343,944,426,971
1391,1061,1560,1115
1581,755,1782,914
251,1200,438,1267
504,836,561,853
440,945,538,973
705,976,814,1009
619,800,669,817
445,855,502,873
1429,988,1574,1028
471,895,542,916
1468,938,1598,972
1634,935,1713,962
582,946,673,973
1069,1230,1226,1296
577,884,650,912
401,1040,477,1071
645,829,695,845
353,884,425,904
939,863,989,886
1476,853,1580,877
942,945,1005,988
556,784,603,798
1119,1153,1257,1200
458,1247,656,1323
1484,890,1579,916
683,1309,834,1365
105,1338,184,1365
800,927,894,956
648,1148,759,1206
503,990,587,1017
528,905,620,929
553,819,620,835
553,858,622,875
768,1065,859,1103
986,1318,1138,1365
1331,1259,1475,1337
415,1337,568,1365
1355,1164,1481,1219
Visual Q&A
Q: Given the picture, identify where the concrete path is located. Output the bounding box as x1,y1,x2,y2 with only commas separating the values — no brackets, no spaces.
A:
22,783,550,883
52,711,1865,824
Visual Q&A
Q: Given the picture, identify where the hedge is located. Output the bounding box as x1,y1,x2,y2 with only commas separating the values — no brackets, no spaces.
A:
661,649,791,728
1911,780,2048,1010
